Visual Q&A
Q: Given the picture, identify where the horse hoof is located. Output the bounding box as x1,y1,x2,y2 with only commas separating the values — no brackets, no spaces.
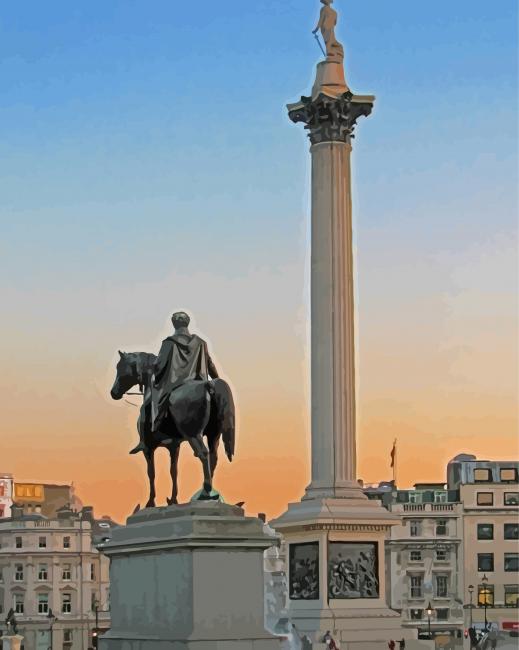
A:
145,500,155,508
167,497,178,506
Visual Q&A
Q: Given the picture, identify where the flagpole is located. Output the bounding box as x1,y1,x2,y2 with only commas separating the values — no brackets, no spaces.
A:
394,439,397,486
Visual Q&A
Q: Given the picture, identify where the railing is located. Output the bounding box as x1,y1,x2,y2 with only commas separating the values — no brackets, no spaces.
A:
401,503,458,512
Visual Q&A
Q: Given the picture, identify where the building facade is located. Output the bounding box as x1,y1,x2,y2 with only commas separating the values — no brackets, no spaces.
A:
0,474,14,519
447,456,519,636
13,483,81,519
0,506,112,650
387,483,465,646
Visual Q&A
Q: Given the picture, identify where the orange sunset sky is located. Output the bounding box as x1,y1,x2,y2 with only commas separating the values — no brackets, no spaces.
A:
1,2,517,523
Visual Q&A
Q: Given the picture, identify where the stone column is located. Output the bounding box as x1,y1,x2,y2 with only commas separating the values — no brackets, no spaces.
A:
287,69,374,500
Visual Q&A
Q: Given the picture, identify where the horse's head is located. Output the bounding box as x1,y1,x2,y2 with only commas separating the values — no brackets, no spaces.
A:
110,351,139,400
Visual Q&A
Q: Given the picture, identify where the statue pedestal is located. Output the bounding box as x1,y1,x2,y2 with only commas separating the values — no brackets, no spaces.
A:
1,635,24,650
311,59,349,99
271,496,418,649
98,502,282,650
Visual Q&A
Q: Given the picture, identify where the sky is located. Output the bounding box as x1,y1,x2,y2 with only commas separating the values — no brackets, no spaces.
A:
0,1,517,522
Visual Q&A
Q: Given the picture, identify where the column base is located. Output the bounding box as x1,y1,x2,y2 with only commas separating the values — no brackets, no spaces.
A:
303,480,369,501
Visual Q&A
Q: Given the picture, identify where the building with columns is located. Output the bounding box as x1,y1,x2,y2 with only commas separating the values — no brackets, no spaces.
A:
361,455,519,645
386,484,464,646
0,505,113,650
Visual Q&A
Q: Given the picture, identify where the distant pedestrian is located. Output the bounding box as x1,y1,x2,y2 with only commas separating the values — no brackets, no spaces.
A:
399,640,406,650
388,641,396,650
323,631,339,650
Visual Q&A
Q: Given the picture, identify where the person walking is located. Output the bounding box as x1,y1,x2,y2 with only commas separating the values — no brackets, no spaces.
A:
388,641,396,650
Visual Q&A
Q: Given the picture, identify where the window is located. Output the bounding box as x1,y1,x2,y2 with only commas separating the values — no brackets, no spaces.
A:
504,492,519,506
505,585,519,607
500,468,518,483
436,608,449,621
478,553,494,572
409,609,423,620
38,536,47,548
410,520,421,537
477,523,494,540
436,519,448,536
63,631,73,644
14,593,24,614
474,468,492,482
410,575,423,599
477,492,493,506
410,551,422,562
0,484,4,497
409,492,421,504
435,575,449,598
90,563,95,581
435,549,448,562
434,491,447,503
478,583,494,606
38,564,48,581
63,536,70,549
62,564,72,581
504,523,519,540
91,592,97,612
15,536,22,549
504,553,518,572
62,593,72,614
38,593,49,614
0,506,4,517
15,565,24,581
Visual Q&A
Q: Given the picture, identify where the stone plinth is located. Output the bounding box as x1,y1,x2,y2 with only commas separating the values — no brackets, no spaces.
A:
0,635,24,650
98,502,282,650
271,499,418,648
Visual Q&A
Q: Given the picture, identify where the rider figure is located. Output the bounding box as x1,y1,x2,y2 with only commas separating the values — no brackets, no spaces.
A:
129,311,219,454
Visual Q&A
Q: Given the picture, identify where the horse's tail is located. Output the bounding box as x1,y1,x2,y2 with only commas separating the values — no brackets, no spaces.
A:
212,378,235,461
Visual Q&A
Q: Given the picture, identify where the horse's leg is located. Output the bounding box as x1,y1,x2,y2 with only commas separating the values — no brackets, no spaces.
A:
207,433,220,479
144,448,156,508
187,434,212,495
167,442,181,505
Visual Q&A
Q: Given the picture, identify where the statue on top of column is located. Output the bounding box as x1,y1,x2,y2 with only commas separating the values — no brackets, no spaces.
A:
312,0,344,63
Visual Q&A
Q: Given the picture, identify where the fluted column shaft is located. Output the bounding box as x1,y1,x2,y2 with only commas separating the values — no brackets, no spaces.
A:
306,140,358,497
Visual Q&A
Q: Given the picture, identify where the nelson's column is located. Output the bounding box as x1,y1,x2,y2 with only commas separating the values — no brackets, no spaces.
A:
271,3,416,648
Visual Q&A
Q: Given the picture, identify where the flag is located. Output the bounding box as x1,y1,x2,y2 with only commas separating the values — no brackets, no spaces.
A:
390,439,397,468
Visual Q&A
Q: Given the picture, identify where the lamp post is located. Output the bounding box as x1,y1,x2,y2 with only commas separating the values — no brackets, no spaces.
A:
47,608,57,650
480,574,490,630
468,584,474,628
426,601,434,639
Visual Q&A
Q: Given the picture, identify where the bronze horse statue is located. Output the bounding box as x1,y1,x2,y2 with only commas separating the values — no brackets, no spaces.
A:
110,351,235,507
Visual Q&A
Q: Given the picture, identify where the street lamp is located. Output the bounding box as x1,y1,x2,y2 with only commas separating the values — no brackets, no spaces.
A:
480,574,490,630
426,601,434,639
47,607,57,650
468,584,474,628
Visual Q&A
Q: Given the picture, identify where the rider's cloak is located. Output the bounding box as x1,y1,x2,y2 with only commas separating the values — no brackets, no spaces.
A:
151,331,218,430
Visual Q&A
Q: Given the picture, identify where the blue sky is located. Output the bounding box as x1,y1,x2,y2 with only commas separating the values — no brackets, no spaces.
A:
0,1,517,514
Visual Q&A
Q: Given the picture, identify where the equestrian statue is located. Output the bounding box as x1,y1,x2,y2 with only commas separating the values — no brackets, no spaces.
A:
110,311,235,507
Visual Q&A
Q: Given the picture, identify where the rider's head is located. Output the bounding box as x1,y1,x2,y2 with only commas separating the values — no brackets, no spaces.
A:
171,311,190,329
